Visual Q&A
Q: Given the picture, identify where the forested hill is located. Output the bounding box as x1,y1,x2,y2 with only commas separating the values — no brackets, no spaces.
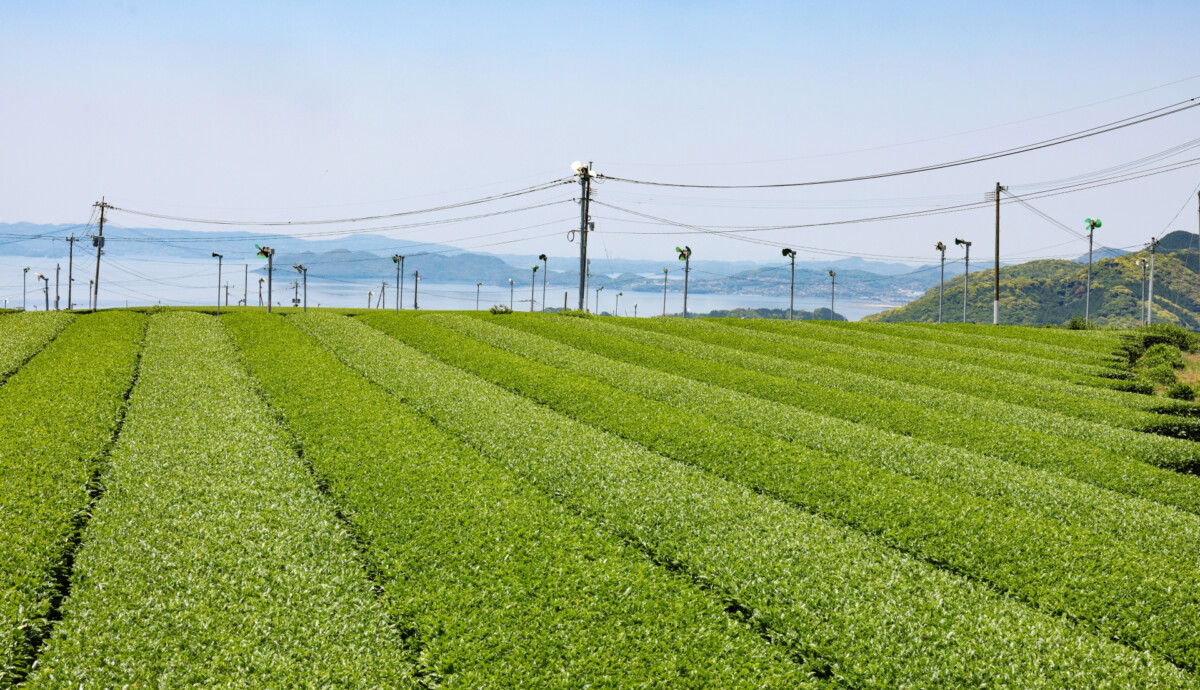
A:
866,239,1200,328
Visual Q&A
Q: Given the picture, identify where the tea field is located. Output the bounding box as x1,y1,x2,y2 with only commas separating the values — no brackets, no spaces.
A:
4,308,1200,687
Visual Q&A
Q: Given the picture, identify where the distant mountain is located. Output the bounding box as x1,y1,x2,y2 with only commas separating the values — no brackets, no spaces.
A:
1072,246,1128,263
865,244,1200,328
1158,230,1199,253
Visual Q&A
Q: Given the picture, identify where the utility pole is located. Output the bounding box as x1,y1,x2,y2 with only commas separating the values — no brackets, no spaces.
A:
225,283,232,307
574,161,594,311
258,278,264,306
413,271,420,310
212,253,223,315
22,267,28,311
38,273,49,311
476,282,482,311
955,238,972,323
66,236,77,310
256,245,275,312
828,270,836,320
676,246,692,318
92,198,109,310
377,281,387,309
936,241,946,324
662,268,669,317
595,285,603,314
1084,218,1102,323
992,182,1006,325
392,255,404,313
294,264,307,312
585,258,592,312
509,278,515,310
54,264,60,311
538,254,548,312
1148,237,1160,325
244,265,248,307
1137,258,1148,326
782,248,796,321
530,265,538,312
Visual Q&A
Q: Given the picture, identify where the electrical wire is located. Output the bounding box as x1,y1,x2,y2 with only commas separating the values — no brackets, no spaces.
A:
601,97,1200,189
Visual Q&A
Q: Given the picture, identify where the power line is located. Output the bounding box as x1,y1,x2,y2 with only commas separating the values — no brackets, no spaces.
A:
602,97,1200,189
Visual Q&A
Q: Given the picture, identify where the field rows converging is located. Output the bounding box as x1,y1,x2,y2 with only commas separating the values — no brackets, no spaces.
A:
24,312,413,687
292,311,1195,688
0,312,143,684
367,311,1200,672
7,308,1200,687
222,310,814,688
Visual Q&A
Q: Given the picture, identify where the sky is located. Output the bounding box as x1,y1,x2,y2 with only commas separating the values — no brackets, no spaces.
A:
3,0,1200,267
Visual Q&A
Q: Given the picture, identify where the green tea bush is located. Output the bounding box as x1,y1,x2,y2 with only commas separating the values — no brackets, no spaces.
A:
1141,342,1185,370
1168,382,1196,401
1143,363,1179,387
489,304,512,314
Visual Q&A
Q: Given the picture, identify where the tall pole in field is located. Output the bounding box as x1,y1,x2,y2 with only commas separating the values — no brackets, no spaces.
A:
1148,237,1160,325
615,291,622,316
243,265,248,306
509,278,514,310
256,245,275,312
37,274,49,311
573,161,594,311
782,248,797,320
661,268,668,316
530,265,538,312
955,238,971,323
294,264,307,312
676,246,692,318
92,198,109,310
595,285,604,314
1137,258,1148,326
828,270,836,320
476,282,482,311
212,253,223,315
538,254,548,312
1084,218,1102,324
413,271,420,310
54,264,60,310
992,182,1005,325
66,236,77,310
936,241,946,324
22,267,28,311
392,255,404,312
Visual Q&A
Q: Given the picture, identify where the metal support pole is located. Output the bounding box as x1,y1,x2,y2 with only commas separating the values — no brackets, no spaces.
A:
993,182,1004,325
955,238,971,323
828,270,836,320
67,237,76,310
213,253,223,315
936,242,946,324
1084,218,1101,323
662,268,668,317
575,163,592,311
55,264,60,311
476,282,482,311
413,271,419,310
783,248,796,321
531,266,537,312
1148,238,1159,325
92,198,108,310
539,254,548,312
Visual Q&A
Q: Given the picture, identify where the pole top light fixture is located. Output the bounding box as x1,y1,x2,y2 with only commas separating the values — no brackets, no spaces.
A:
782,248,796,258
936,241,946,252
955,238,971,247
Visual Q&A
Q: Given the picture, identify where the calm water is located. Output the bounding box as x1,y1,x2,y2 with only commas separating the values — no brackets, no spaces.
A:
0,256,901,321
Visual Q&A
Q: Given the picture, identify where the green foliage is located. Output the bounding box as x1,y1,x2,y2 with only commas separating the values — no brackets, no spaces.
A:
301,311,1196,688
1067,316,1094,330
412,311,1200,673
223,311,807,687
1168,382,1196,401
1141,343,1185,370
0,311,74,384
1140,323,1199,353
1143,363,1180,387
0,312,143,683
489,303,512,314
25,312,412,687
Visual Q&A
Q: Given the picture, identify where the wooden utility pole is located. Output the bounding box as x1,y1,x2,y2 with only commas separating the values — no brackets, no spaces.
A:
92,198,110,310
66,236,77,310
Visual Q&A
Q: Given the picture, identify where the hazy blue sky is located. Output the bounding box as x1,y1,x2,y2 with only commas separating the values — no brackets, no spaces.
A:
3,1,1199,265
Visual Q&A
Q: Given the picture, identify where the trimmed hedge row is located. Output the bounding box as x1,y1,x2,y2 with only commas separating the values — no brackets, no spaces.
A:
25,312,413,687
299,312,1196,688
694,318,1200,436
0,311,74,385
559,316,1200,515
0,312,143,683
481,312,1200,568
902,321,1127,358
224,311,809,688
407,312,1200,672
624,317,1200,472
